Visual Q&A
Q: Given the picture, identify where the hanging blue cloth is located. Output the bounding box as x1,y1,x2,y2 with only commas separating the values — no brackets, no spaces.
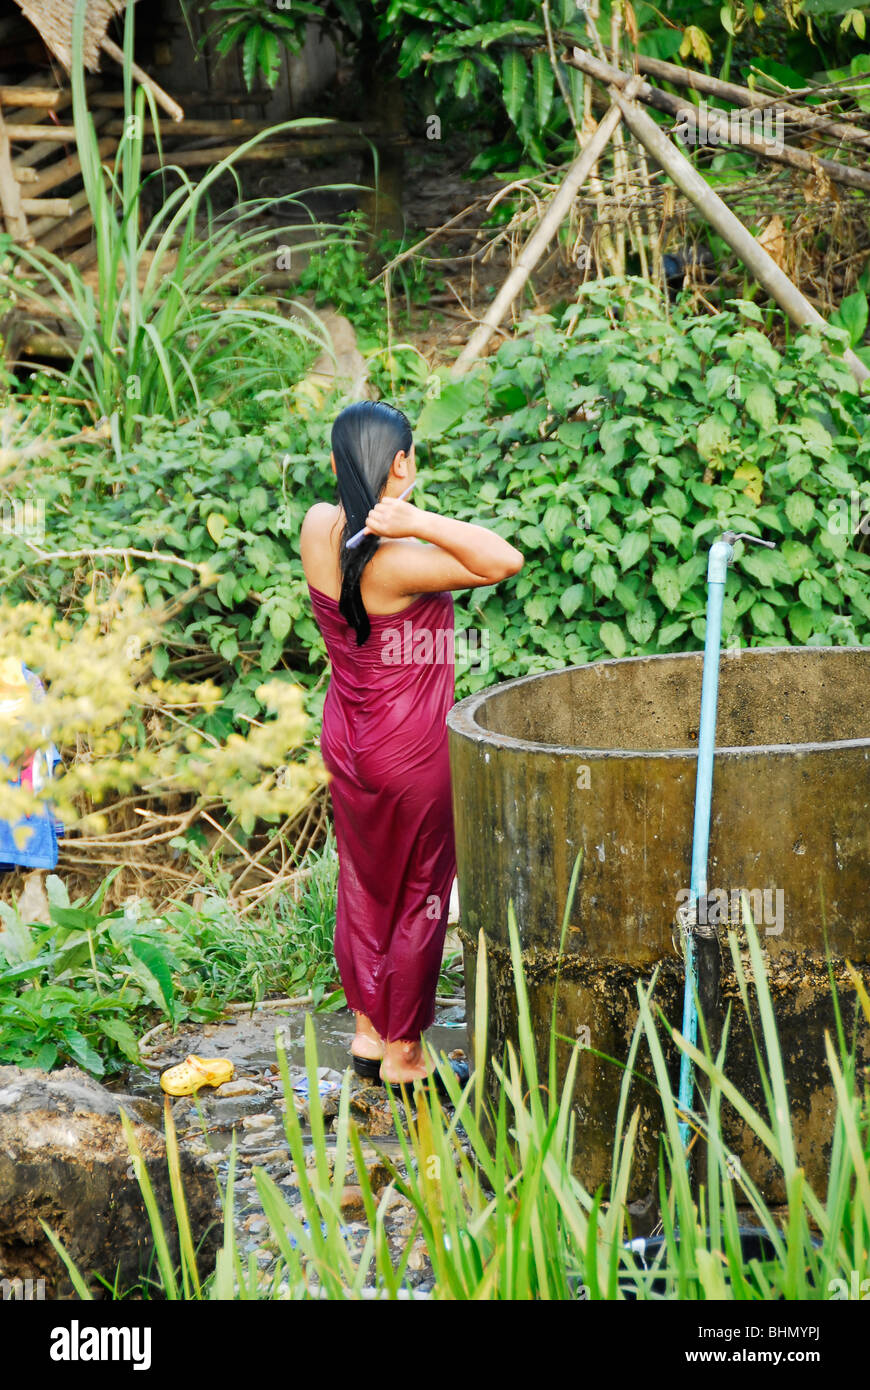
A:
0,662,63,871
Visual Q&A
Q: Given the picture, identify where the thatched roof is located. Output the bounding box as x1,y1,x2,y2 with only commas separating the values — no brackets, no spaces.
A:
12,0,130,72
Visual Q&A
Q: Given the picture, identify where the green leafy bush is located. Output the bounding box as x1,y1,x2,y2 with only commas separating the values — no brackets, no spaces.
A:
0,872,202,1075
0,849,341,1076
204,0,329,90
1,404,335,727
9,279,869,735
165,831,341,1007
414,278,870,680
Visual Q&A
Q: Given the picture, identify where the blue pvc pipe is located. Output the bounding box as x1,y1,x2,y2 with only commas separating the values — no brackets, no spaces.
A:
677,539,733,1152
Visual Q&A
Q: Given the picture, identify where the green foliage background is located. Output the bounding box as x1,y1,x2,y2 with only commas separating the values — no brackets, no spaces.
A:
8,281,869,734
415,281,870,683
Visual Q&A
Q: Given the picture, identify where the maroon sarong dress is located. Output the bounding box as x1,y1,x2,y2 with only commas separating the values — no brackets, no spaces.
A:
308,583,457,1041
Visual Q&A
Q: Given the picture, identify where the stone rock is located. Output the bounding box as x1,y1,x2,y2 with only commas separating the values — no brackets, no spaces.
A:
366,1161,393,1195
0,1066,222,1298
349,1086,399,1137
306,308,371,401
438,1007,466,1026
379,1192,414,1221
241,1113,276,1132
407,1237,427,1271
214,1079,267,1098
320,1091,340,1121
339,1185,367,1222
16,870,51,925
113,1093,163,1128
305,1148,335,1172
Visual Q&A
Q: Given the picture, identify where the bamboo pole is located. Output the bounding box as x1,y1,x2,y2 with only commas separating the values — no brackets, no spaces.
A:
636,139,664,295
0,105,30,245
20,196,72,217
98,36,184,124
105,117,397,144
38,204,93,253
0,87,62,108
450,79,642,378
599,73,869,386
105,116,386,140
94,90,273,109
582,44,618,276
566,48,870,195
615,49,870,150
13,107,112,171
28,188,89,242
609,0,627,278
28,136,115,197
106,117,320,139
137,137,381,172
5,123,77,141
3,81,99,169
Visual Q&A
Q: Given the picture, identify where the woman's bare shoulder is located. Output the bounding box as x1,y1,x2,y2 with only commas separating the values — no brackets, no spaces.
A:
300,502,340,551
300,504,342,594
301,502,339,533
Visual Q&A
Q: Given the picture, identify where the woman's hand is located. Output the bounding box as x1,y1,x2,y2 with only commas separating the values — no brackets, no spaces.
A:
361,497,419,541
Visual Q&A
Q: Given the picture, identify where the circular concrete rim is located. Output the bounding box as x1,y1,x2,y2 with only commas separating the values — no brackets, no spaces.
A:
447,645,870,760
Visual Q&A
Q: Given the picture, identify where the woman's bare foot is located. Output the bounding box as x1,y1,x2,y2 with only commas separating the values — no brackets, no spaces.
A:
350,1011,383,1061
379,1037,431,1084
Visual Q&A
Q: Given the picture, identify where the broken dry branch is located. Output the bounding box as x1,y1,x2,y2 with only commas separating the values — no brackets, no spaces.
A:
566,48,870,195
98,35,184,123
450,79,643,377
613,48,870,150
602,75,869,386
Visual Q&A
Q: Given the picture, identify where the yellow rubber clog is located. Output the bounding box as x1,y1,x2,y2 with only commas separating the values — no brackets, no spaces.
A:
159,1054,234,1096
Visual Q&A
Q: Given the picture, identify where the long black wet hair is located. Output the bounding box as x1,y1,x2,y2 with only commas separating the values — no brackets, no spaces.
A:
332,400,413,645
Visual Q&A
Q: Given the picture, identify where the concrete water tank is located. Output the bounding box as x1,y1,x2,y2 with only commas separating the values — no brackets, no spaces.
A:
447,646,870,1200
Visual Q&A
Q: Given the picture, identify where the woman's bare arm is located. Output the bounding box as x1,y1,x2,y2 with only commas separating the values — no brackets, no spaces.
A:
363,497,524,596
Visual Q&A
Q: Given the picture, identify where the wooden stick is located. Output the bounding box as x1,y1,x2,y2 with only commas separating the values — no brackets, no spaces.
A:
137,137,378,171
28,136,116,197
20,196,72,217
0,105,30,245
609,0,627,277
450,80,641,378
68,240,98,270
28,186,89,240
105,116,383,141
603,77,869,386
107,117,295,138
105,116,381,140
98,36,184,124
566,48,870,195
6,79,100,131
13,107,113,171
37,204,94,253
0,87,62,109
5,123,77,141
13,166,38,182
610,48,870,150
94,89,274,109
23,189,87,245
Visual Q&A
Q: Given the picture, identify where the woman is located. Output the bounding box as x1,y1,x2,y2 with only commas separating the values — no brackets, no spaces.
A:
300,400,523,1086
